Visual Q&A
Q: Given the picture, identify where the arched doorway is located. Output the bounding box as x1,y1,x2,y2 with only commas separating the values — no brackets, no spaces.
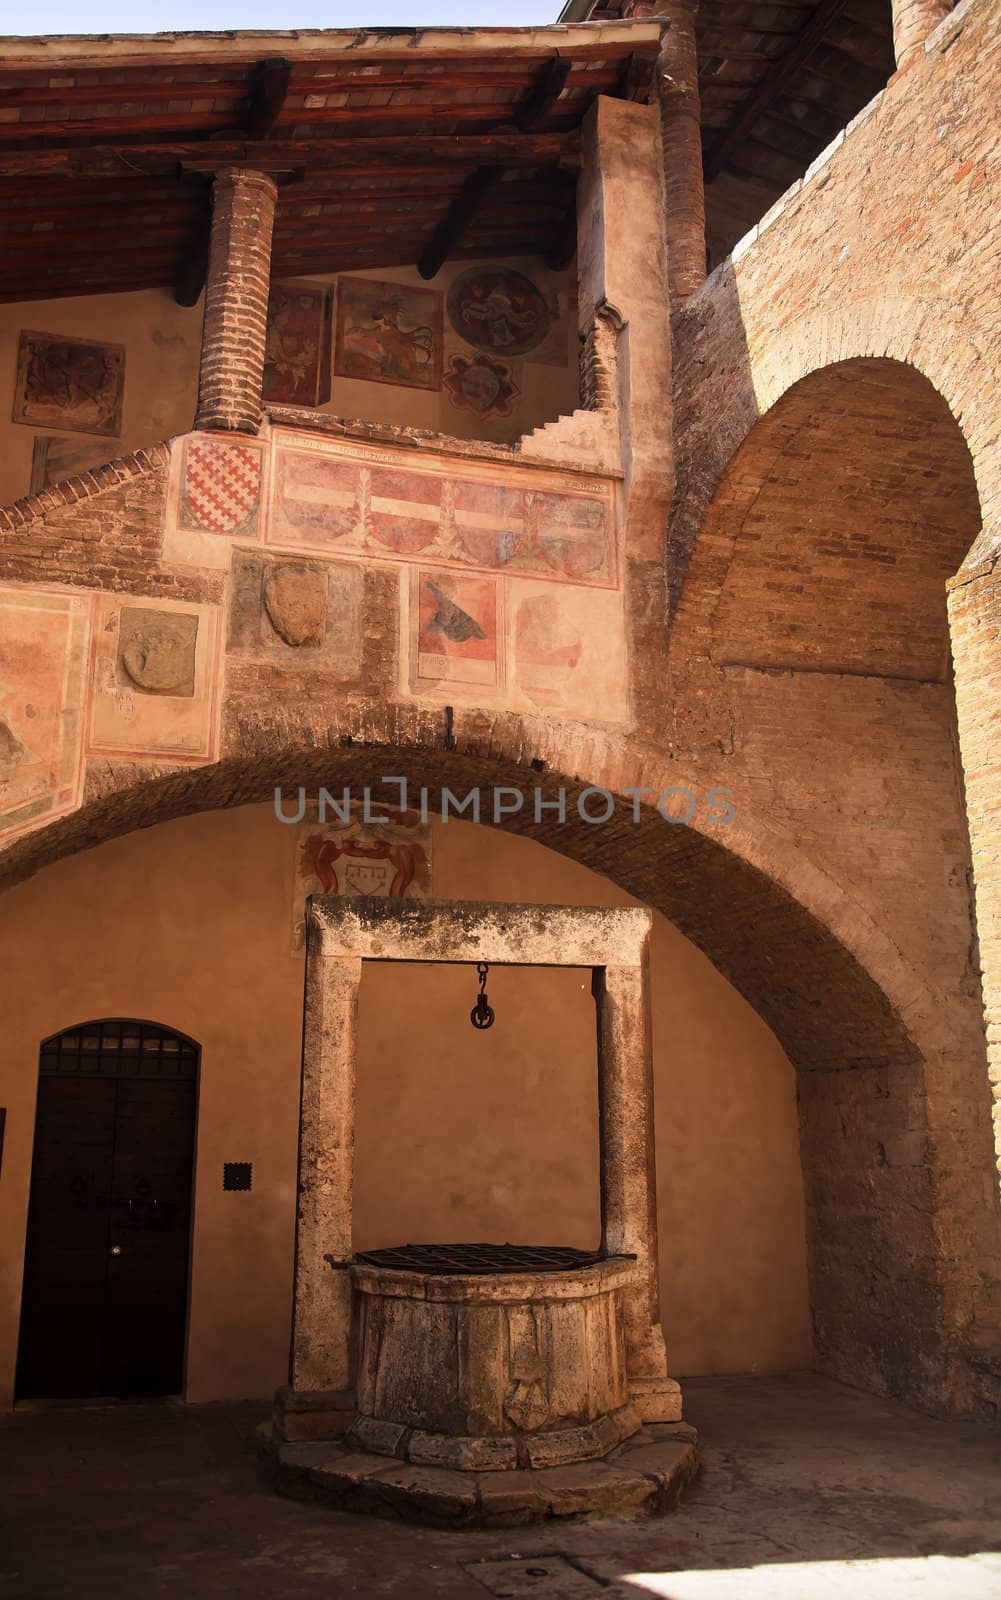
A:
16,1019,198,1401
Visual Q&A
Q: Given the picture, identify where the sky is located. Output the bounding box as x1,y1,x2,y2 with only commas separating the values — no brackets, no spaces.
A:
1,1,561,35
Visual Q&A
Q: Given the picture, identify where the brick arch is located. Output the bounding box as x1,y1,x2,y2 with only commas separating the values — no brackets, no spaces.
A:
0,719,939,1060
0,724,965,1407
670,292,998,614
666,339,1001,1417
672,354,982,673
5,709,993,1409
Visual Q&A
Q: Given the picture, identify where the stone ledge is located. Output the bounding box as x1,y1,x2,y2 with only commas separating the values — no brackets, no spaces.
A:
346,1401,642,1472
258,1420,699,1528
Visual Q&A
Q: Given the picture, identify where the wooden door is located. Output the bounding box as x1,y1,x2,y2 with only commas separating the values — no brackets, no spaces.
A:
16,1021,198,1400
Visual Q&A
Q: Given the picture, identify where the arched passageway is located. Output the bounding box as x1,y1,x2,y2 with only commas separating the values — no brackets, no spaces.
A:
671,355,1001,1419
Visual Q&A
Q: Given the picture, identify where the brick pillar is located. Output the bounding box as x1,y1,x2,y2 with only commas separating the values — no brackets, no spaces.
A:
194,166,277,434
948,565,1001,1179
892,0,953,68
624,0,705,303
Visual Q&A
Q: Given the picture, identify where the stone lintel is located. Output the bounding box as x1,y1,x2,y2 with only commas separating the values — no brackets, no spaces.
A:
307,896,652,968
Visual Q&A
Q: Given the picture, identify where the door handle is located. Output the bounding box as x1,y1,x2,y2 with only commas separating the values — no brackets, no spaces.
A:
110,1244,122,1256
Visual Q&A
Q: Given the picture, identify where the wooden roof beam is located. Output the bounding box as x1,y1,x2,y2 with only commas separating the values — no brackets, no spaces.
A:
175,181,212,308
246,56,292,139
515,53,572,133
0,132,579,179
703,0,851,183
416,53,571,279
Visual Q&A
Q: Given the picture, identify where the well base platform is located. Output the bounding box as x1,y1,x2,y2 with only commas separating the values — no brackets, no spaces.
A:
259,1420,699,1527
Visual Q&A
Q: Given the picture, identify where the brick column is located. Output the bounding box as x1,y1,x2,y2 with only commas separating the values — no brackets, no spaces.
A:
892,0,953,68
948,565,1001,1180
625,0,705,303
194,166,277,434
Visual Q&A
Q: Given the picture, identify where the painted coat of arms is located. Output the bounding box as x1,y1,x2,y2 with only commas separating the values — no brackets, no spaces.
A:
177,436,263,537
292,806,432,951
13,331,125,438
334,276,442,391
263,281,333,407
447,267,550,356
444,353,519,418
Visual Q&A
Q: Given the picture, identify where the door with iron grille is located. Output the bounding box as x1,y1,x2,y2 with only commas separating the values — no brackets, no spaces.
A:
16,1020,198,1400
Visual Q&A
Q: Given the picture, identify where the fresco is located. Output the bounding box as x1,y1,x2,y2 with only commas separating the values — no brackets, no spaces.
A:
447,267,550,357
263,281,333,408
368,465,442,556
0,587,90,840
291,805,432,951
13,331,125,438
271,448,359,546
443,353,519,419
177,436,263,537
87,594,221,762
162,435,267,571
29,435,111,495
508,579,628,723
335,276,442,391
267,431,617,589
411,569,500,692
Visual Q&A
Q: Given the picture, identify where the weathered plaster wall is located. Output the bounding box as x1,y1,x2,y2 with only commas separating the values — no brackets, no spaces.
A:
0,805,811,1407
0,290,202,510
0,255,578,508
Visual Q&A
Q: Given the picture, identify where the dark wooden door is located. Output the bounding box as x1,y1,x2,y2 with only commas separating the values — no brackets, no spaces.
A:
16,1021,198,1400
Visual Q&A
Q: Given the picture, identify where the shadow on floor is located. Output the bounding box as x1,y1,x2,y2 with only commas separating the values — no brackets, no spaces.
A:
1,1374,999,1599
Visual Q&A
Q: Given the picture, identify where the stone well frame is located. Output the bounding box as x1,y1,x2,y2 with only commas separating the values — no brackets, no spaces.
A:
289,896,680,1425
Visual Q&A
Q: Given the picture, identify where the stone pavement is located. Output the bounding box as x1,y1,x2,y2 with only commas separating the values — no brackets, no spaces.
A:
1,1374,999,1599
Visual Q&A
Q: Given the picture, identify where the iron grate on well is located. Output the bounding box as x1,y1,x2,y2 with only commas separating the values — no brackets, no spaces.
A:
354,1242,609,1276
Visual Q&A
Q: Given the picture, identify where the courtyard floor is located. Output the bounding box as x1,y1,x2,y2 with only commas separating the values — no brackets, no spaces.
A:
1,1374,999,1599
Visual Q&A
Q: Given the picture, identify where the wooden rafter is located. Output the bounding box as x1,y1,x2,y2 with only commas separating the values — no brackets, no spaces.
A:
703,0,852,183
246,56,292,139
416,54,572,280
0,132,579,180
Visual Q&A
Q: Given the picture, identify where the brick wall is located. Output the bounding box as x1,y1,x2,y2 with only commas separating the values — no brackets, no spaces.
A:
668,0,1001,1415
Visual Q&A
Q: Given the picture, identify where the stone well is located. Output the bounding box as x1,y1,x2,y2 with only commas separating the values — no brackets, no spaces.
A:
264,898,697,1524
350,1250,642,1470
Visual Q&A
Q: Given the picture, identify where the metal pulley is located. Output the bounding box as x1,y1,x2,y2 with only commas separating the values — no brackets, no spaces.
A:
470,961,495,1030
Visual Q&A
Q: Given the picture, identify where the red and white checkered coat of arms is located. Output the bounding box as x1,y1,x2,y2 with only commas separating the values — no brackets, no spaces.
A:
179,437,262,536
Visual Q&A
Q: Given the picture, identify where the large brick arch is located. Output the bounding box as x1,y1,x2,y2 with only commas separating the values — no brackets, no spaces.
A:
0,719,938,1068
665,341,1001,1419
671,353,982,666
671,296,998,619
0,713,978,1410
